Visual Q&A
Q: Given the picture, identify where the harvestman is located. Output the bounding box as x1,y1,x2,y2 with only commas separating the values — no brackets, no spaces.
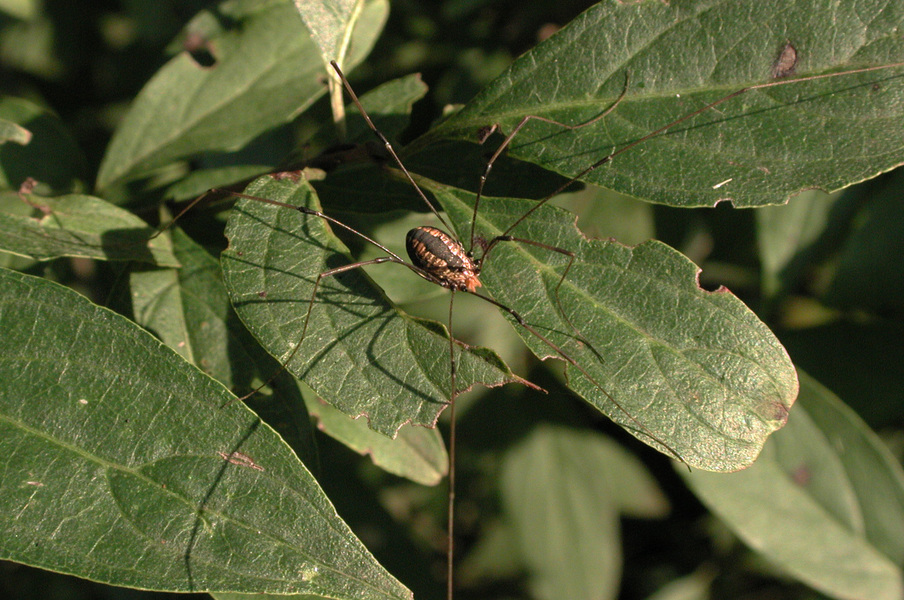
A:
192,57,904,598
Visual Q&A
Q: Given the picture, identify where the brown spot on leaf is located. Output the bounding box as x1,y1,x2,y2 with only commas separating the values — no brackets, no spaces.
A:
790,464,811,486
772,42,798,78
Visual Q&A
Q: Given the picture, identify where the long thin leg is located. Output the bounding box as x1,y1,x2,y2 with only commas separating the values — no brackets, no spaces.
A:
330,61,456,235
446,290,457,600
469,73,630,253
482,234,600,362
494,62,904,242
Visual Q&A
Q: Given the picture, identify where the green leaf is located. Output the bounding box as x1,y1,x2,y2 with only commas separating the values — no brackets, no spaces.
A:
221,175,528,436
313,73,432,215
0,117,31,145
0,267,411,599
305,395,447,486
293,0,363,68
500,425,623,600
343,73,429,144
682,371,904,600
427,0,904,208
755,189,841,299
457,521,523,586
126,227,318,465
96,0,387,191
427,181,798,471
0,191,179,265
0,96,86,192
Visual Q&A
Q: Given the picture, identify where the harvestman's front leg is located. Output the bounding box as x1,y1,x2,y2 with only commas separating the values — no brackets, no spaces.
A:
468,73,630,250
481,234,602,362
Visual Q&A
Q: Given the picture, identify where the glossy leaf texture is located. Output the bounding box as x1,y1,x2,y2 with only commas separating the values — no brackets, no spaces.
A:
0,268,411,600
0,191,178,265
221,175,529,436
96,0,386,191
683,372,904,600
425,180,798,471
427,0,904,208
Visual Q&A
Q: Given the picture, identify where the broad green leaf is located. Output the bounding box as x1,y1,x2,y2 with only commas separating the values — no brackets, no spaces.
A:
305,395,447,486
220,175,528,436
427,0,904,208
96,0,386,191
0,191,178,266
0,96,86,191
0,268,411,599
427,181,798,471
500,426,623,600
683,372,904,600
126,228,317,463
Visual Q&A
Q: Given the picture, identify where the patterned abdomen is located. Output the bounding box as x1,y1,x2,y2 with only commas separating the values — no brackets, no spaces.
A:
406,226,481,293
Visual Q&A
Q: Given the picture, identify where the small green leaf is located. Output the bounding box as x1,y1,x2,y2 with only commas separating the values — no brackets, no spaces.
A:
430,182,798,471
0,96,86,191
755,189,840,299
221,175,527,436
682,372,904,600
0,191,178,265
96,0,386,191
428,0,904,208
0,267,411,599
500,425,623,600
293,0,362,68
313,73,432,215
0,118,31,145
344,72,429,144
306,395,447,486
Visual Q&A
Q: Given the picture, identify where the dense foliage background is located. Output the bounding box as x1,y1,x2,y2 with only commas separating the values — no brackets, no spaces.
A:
2,1,904,600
